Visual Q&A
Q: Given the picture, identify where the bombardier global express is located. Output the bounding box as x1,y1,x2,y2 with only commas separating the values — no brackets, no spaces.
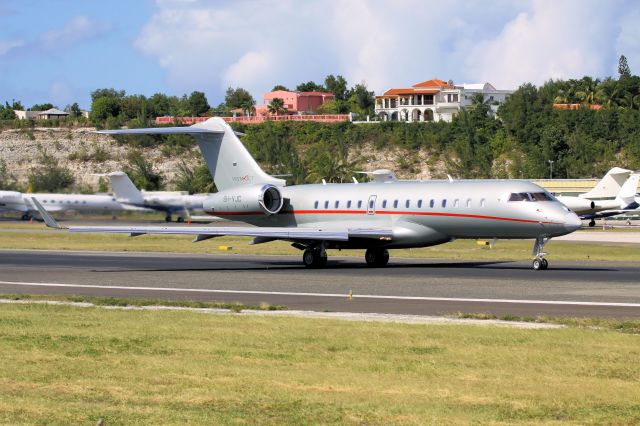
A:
34,117,581,270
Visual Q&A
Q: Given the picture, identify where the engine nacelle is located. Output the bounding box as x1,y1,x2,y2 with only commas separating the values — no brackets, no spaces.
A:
556,196,595,214
0,191,23,204
203,184,284,215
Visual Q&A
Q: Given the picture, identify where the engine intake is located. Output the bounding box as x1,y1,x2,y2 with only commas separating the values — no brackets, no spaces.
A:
204,184,284,215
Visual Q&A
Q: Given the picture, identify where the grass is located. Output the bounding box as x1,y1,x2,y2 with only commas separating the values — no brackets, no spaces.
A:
1,225,640,262
0,293,284,312
0,303,639,424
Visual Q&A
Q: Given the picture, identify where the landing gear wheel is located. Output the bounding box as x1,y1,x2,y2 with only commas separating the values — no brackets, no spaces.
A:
303,248,327,268
365,248,389,267
165,215,172,223
532,258,548,270
176,216,184,223
589,220,595,227
21,213,31,221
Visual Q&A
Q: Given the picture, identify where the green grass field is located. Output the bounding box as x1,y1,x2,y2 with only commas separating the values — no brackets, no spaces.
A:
1,225,640,262
1,303,639,425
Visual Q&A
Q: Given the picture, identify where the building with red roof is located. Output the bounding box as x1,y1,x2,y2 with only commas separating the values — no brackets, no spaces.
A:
255,90,335,116
375,79,513,122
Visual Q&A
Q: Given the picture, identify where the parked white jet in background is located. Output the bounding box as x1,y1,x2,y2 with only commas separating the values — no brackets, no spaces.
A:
0,190,146,220
100,171,208,222
555,168,639,226
34,117,581,270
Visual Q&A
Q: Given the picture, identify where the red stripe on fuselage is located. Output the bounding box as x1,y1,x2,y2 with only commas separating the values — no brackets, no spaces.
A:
207,209,562,225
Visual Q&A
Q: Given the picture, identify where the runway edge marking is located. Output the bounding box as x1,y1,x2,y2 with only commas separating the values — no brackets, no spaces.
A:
1,280,639,308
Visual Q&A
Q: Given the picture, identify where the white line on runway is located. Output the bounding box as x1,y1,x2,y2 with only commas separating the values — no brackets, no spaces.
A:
1,280,639,308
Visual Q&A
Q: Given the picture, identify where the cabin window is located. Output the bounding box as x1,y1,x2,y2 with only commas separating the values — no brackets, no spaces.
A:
442,199,447,208
417,199,423,208
347,200,352,208
324,201,329,209
429,199,435,208
357,200,362,208
466,198,472,208
480,198,486,207
42,200,47,203
74,200,79,204
314,201,319,209
382,200,387,208
405,200,410,208
369,199,374,209
335,201,339,208
82,201,87,204
393,200,398,208
51,200,55,203
454,199,459,208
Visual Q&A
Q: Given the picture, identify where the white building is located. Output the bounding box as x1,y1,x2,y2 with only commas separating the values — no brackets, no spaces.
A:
14,108,70,120
375,79,513,123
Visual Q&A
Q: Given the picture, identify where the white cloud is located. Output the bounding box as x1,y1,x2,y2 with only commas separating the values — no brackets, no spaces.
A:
135,0,637,102
466,0,626,88
0,38,24,56
40,15,109,51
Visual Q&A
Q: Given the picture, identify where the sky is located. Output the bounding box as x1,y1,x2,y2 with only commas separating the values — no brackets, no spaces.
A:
1,0,639,110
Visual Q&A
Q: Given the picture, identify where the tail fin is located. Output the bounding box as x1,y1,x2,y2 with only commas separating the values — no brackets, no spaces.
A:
106,172,145,204
97,118,284,191
615,173,640,209
581,167,631,199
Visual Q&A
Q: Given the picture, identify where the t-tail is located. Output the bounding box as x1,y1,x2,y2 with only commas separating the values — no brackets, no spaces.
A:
580,167,631,199
97,117,285,191
615,173,640,210
102,171,145,204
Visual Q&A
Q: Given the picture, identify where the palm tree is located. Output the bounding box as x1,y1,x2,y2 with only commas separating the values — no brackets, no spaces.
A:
267,98,287,116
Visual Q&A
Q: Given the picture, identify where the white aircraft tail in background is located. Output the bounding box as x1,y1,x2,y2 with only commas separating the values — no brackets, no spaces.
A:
580,167,631,200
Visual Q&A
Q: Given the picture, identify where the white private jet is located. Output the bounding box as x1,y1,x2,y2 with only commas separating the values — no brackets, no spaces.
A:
99,171,208,222
33,117,581,270
555,168,639,226
0,190,147,220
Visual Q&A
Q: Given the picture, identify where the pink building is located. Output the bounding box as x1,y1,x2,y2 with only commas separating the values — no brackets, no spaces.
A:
256,90,334,115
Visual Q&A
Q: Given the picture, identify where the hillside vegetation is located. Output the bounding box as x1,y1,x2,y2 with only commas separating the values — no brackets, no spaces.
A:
2,74,640,193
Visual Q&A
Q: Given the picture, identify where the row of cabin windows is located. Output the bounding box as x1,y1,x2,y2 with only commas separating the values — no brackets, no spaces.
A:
42,199,89,204
313,198,487,209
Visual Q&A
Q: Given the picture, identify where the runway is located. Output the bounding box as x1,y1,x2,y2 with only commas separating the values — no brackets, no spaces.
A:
1,250,639,319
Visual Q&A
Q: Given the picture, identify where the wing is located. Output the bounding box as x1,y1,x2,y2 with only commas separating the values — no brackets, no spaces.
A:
31,197,392,242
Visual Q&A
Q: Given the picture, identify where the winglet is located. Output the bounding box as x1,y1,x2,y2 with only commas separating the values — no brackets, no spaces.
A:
30,197,65,229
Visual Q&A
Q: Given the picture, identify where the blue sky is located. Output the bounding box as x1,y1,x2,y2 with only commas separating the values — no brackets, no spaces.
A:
1,0,639,110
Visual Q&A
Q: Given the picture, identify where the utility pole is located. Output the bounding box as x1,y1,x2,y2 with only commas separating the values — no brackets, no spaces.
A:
548,160,554,179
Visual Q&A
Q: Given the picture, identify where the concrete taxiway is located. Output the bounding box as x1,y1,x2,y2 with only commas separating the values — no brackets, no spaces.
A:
1,250,639,319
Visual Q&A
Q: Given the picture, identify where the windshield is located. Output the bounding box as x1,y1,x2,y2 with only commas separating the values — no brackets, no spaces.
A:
508,192,554,202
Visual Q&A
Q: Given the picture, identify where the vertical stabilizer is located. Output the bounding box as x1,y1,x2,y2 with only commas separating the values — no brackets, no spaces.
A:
615,173,640,209
580,167,631,199
191,118,285,191
107,172,145,204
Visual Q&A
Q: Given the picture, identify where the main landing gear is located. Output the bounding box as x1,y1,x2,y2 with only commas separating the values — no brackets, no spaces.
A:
532,237,550,270
300,245,390,268
20,213,33,221
165,214,185,223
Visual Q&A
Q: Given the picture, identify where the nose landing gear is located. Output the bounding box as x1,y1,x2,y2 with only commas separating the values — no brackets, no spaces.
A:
532,237,550,270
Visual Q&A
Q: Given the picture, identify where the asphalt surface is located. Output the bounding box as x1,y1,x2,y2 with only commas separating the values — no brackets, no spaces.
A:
1,250,640,319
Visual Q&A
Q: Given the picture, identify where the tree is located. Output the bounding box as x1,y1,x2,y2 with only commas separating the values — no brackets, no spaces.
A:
174,159,215,194
91,88,125,102
296,81,324,92
123,150,163,190
29,103,55,111
0,102,17,120
348,83,375,116
324,74,348,100
27,152,74,192
272,85,289,91
90,96,121,122
267,98,287,115
188,91,210,116
618,54,631,78
148,93,172,117
64,102,82,118
224,87,255,115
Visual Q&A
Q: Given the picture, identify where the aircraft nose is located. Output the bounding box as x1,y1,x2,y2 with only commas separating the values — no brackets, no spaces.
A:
564,211,582,232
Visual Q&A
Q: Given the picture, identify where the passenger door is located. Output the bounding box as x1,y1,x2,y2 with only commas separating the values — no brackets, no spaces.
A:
367,195,377,215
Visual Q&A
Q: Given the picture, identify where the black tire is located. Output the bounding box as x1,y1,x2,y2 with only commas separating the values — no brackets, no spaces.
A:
303,248,327,268
165,215,172,223
533,258,542,270
541,258,549,270
176,217,184,223
365,248,389,267
589,220,595,227
21,213,29,221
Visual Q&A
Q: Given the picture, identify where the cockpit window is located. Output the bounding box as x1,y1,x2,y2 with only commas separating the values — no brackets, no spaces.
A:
508,192,553,202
